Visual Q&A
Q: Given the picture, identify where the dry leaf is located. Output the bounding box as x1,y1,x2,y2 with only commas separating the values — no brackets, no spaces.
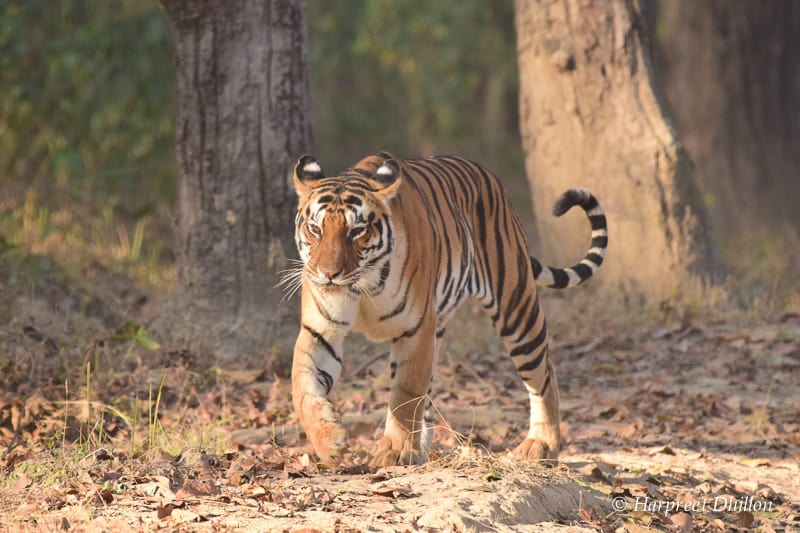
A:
371,466,412,482
759,522,778,533
175,479,220,498
133,476,175,500
757,484,779,501
736,511,755,528
241,484,268,499
596,362,624,374
216,368,265,384
170,508,201,524
372,484,413,499
633,511,653,526
157,504,174,520
623,522,653,533
711,518,726,529
670,512,692,531
11,473,31,491
618,418,644,439
740,458,771,467
94,487,114,504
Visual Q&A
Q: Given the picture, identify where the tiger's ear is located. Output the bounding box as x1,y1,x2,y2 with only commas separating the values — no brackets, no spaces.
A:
293,154,325,196
372,158,402,200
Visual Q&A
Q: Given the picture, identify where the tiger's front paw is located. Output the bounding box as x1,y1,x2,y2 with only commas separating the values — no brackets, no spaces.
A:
372,434,428,467
512,437,559,461
298,400,347,465
306,420,347,465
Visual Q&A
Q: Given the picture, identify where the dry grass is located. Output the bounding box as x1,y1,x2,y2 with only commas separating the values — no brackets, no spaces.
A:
2,189,173,285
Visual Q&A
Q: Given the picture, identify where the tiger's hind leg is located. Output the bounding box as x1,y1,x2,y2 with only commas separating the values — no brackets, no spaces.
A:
515,358,560,460
495,291,561,460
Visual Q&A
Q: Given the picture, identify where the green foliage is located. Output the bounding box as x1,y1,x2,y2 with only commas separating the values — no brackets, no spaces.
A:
0,0,175,207
1,0,523,206
0,191,170,295
110,322,161,351
307,0,523,179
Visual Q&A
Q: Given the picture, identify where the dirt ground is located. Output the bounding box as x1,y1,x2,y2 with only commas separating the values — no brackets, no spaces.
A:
1,278,799,532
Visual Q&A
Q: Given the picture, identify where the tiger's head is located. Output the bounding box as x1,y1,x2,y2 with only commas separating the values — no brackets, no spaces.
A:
291,153,402,291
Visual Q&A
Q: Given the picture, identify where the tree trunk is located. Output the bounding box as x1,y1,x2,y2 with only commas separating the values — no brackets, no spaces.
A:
515,0,725,304
158,0,312,368
657,0,800,244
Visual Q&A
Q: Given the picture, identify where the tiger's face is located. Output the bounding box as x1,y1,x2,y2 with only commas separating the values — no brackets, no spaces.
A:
292,154,401,289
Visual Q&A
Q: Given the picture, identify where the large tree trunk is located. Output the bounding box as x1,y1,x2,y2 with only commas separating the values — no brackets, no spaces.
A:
515,0,725,304
158,0,312,368
657,1,800,244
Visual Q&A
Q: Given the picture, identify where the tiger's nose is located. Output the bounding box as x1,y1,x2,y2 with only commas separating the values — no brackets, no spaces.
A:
320,268,341,281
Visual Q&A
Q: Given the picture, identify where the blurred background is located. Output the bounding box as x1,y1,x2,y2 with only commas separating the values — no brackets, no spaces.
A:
1,0,798,317
0,0,530,304
0,0,525,207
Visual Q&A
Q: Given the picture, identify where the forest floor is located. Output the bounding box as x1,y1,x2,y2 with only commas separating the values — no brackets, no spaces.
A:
0,216,799,531
1,281,798,532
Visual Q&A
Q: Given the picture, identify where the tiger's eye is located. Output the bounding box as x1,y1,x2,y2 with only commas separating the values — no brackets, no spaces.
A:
307,221,321,237
348,226,367,241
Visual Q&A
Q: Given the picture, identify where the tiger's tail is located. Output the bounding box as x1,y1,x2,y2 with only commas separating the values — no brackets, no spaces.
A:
531,188,608,289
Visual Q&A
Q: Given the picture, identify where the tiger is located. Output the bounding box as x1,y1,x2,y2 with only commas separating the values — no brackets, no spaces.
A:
287,152,607,466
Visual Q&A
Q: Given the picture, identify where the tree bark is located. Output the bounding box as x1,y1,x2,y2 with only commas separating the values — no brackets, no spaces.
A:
158,0,312,368
515,0,725,304
657,0,800,244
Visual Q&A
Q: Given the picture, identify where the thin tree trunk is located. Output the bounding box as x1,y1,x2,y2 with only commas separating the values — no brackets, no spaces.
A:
515,0,724,304
158,0,312,368
657,0,800,244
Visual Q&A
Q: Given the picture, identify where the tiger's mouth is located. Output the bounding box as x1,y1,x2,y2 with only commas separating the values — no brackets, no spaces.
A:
305,268,360,288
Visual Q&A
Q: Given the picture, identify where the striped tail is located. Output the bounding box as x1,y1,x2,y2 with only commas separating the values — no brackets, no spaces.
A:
531,188,608,289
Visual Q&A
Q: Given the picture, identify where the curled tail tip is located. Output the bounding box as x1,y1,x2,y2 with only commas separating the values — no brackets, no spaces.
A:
535,187,608,289
553,187,597,217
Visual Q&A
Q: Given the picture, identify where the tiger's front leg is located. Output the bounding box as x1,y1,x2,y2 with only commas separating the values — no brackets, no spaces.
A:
373,318,436,466
291,308,351,465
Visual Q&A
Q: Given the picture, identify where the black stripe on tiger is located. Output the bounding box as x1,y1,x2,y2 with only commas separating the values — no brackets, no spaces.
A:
510,320,548,361
302,324,341,365
392,297,431,342
316,369,334,395
539,367,552,396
